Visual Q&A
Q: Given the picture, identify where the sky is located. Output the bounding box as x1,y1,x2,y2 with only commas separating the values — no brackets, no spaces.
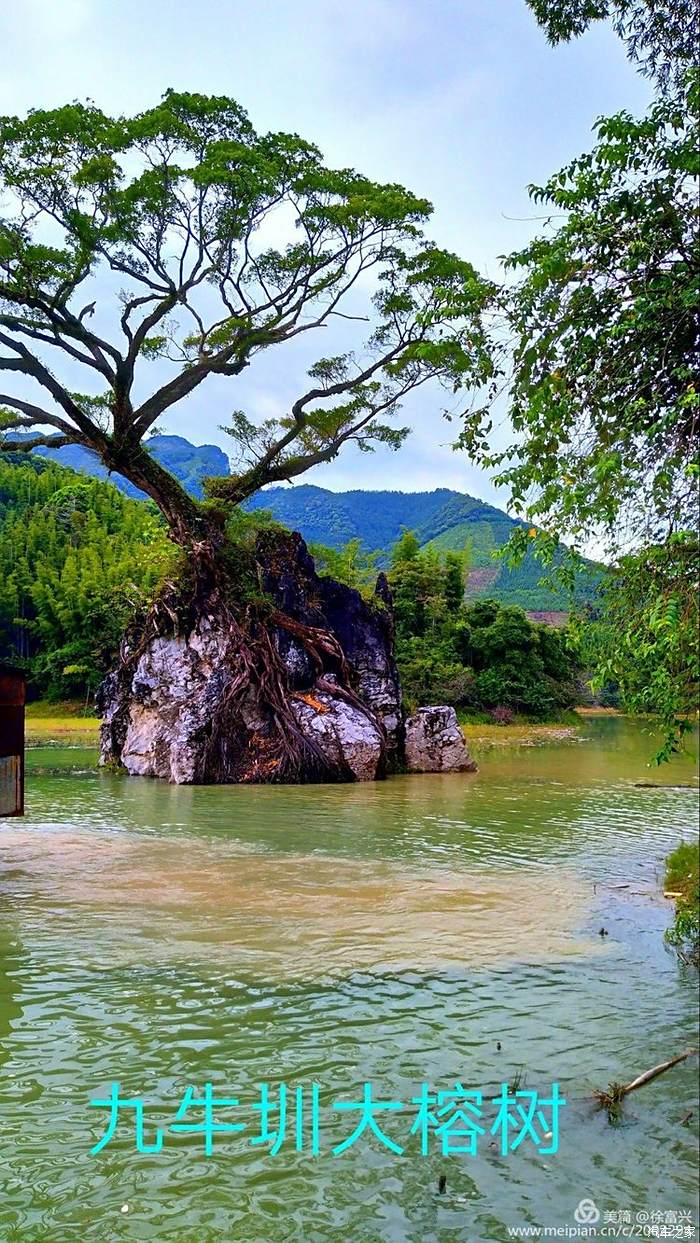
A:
0,0,650,505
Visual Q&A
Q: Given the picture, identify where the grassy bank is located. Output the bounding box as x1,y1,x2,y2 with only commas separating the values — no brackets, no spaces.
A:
25,701,99,746
459,709,585,749
664,841,700,966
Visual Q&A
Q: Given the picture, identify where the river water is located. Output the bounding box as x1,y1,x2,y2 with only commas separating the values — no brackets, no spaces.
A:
0,717,698,1241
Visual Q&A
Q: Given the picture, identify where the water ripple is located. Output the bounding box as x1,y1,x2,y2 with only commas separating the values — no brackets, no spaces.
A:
1,718,698,1240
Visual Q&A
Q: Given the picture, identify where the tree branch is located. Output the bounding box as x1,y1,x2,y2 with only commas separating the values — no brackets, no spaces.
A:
0,334,108,446
1,433,76,452
0,284,123,375
0,393,77,436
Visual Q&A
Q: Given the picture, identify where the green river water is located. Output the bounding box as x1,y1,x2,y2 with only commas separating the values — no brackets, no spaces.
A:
1,717,698,1242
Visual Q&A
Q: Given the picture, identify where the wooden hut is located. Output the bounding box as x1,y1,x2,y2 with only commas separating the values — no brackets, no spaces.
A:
0,665,25,817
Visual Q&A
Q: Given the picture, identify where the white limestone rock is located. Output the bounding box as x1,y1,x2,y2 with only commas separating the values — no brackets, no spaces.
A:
291,690,384,782
404,706,478,774
98,532,403,786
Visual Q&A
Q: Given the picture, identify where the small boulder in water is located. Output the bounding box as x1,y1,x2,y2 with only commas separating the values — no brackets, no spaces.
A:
404,706,478,774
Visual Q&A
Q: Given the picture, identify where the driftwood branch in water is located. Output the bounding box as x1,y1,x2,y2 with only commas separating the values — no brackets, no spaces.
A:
621,1049,696,1094
594,1049,697,1119
634,782,698,789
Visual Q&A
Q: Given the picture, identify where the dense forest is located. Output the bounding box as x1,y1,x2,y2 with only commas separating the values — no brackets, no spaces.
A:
313,531,580,718
389,534,579,718
0,455,173,698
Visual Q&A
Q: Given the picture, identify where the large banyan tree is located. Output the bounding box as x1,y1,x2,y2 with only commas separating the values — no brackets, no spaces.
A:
0,92,494,782
0,91,494,539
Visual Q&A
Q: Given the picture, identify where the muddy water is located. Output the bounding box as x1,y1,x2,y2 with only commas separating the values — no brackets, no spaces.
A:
0,718,698,1241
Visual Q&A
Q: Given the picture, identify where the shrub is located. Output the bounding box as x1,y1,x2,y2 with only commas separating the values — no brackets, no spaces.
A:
474,661,556,719
664,840,699,966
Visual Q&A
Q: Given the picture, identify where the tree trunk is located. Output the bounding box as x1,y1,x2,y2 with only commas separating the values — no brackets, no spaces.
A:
107,441,223,548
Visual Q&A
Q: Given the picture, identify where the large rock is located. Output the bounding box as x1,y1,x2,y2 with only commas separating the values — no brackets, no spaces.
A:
104,622,240,785
257,533,402,765
291,684,384,782
98,531,403,785
404,706,478,774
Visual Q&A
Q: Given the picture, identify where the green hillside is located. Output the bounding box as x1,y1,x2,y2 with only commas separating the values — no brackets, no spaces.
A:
243,484,460,552
0,455,173,697
2,440,601,621
245,485,600,610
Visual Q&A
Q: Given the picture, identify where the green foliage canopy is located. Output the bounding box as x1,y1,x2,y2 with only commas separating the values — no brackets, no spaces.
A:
386,535,580,716
585,535,699,760
462,73,699,550
525,0,697,91
458,11,699,756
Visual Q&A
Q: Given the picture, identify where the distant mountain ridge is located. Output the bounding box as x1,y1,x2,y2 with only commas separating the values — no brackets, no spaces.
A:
26,433,230,500
11,434,598,610
243,484,598,609
244,484,474,551
243,484,514,555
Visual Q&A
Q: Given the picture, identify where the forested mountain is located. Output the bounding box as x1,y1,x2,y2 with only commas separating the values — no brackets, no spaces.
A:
23,433,230,500
243,485,599,610
7,438,600,613
244,484,463,550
